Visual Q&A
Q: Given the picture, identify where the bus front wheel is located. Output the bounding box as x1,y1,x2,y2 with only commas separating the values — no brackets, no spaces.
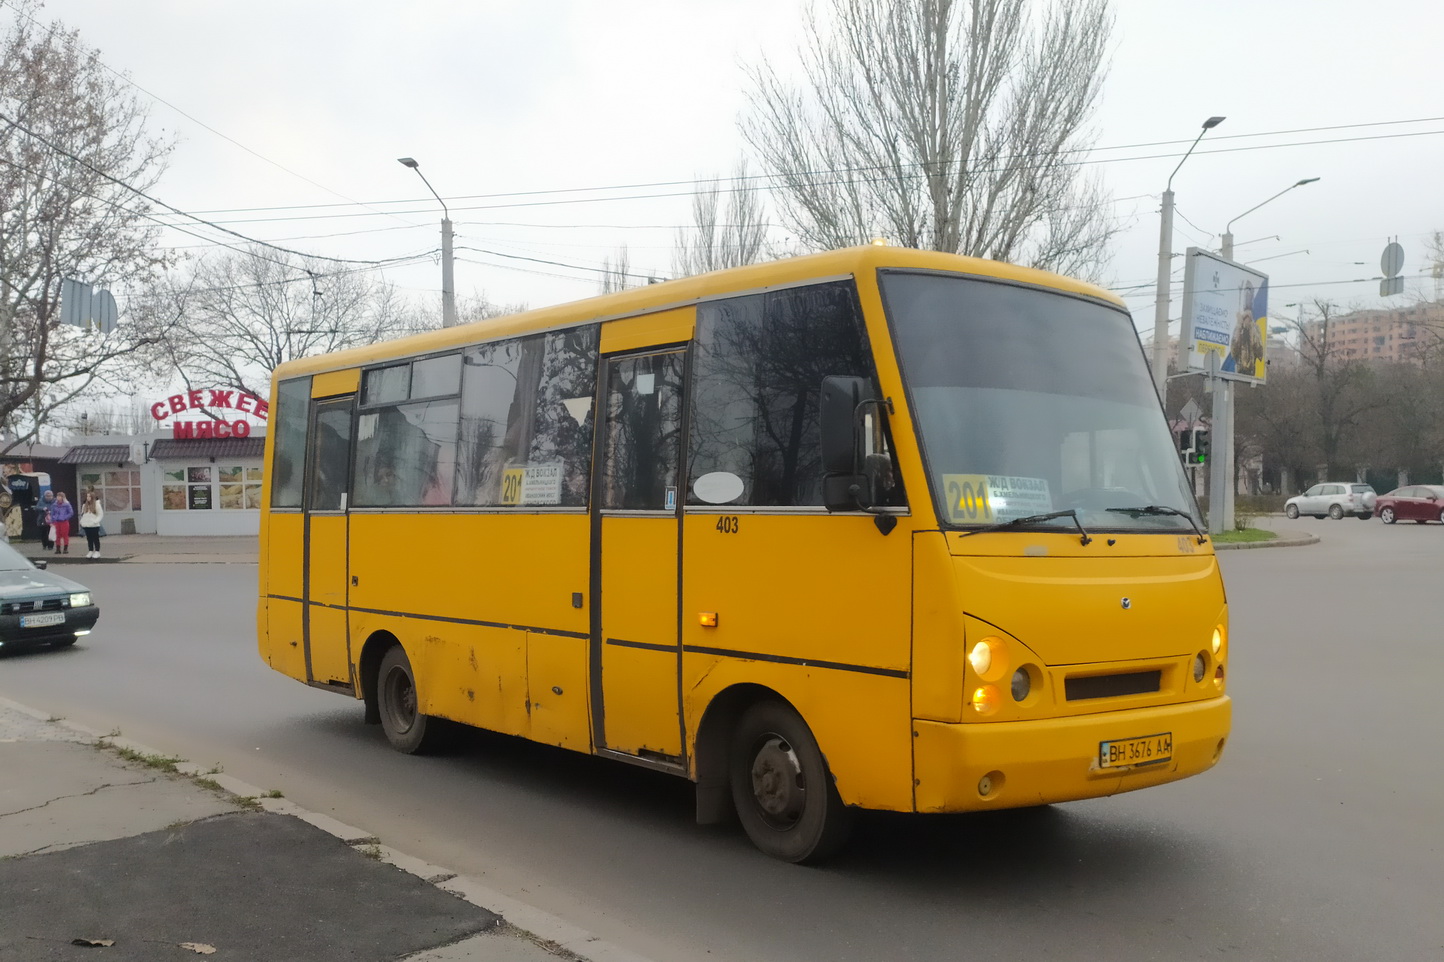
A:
729,701,852,863
377,645,444,755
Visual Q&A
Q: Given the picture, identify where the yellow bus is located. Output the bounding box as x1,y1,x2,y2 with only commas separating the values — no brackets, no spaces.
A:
258,246,1230,863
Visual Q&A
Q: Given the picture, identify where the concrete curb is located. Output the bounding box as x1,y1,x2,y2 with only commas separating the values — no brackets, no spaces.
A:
1214,532,1320,550
0,695,652,962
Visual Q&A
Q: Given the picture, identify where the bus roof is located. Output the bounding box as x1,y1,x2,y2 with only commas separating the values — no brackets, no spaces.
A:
270,245,1124,381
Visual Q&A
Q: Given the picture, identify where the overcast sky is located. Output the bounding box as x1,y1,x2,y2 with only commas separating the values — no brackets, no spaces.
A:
24,0,1444,340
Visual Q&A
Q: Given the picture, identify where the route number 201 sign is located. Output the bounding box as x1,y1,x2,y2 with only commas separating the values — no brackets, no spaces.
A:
941,474,1053,525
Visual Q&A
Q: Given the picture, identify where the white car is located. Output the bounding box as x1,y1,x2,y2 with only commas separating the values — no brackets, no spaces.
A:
1284,482,1376,520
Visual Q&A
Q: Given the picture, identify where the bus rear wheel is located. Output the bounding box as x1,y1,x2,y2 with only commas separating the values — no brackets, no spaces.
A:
377,645,445,755
729,701,852,863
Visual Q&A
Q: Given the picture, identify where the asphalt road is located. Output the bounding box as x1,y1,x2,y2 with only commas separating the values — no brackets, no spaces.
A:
2,518,1441,961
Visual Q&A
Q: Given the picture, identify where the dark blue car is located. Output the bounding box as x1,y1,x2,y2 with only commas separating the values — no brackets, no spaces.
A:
0,541,99,653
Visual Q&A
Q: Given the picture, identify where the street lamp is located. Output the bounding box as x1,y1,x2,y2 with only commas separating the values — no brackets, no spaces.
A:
1151,116,1225,398
1221,178,1320,261
397,157,457,328
1206,175,1319,534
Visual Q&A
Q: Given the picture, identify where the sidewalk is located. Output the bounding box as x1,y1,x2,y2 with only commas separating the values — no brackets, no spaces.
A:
0,696,642,962
19,532,260,565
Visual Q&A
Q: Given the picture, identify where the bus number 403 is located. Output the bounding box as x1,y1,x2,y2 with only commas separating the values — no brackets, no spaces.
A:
716,516,740,534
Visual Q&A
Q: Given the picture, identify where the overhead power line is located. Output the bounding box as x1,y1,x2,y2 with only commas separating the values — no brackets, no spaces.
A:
0,107,420,269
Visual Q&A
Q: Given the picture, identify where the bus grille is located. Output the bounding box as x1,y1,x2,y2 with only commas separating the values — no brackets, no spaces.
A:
1065,670,1161,701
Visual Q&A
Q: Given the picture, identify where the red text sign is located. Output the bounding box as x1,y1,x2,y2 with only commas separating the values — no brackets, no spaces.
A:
150,389,268,440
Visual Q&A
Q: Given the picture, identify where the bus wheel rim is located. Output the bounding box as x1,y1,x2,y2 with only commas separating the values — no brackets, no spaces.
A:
750,735,806,828
383,666,417,733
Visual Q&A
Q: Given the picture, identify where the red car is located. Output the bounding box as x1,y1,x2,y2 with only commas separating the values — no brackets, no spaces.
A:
1373,485,1444,524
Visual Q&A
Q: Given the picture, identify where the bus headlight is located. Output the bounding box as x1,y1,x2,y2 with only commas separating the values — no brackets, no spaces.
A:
968,637,1006,681
1192,653,1208,683
1010,667,1031,702
1212,626,1225,655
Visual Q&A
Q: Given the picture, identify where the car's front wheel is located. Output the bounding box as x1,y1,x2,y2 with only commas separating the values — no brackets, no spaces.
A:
1380,507,1396,524
1328,504,1344,520
1285,504,1299,519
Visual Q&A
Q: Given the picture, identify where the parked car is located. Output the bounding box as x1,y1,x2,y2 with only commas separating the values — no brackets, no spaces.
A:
1284,482,1377,520
0,541,99,653
1373,485,1444,524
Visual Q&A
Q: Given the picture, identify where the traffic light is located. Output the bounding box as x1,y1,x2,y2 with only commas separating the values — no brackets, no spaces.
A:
1193,430,1210,465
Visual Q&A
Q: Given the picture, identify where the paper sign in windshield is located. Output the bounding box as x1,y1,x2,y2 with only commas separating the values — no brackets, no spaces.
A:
942,474,1052,525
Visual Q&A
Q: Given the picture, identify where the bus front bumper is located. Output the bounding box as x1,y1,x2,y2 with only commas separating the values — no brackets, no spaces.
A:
912,695,1231,813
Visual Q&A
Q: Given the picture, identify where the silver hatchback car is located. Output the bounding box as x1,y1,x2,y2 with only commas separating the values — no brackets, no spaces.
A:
1284,482,1377,520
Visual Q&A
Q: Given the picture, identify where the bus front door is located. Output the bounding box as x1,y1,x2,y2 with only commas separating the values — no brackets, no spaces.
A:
591,349,685,763
303,395,354,689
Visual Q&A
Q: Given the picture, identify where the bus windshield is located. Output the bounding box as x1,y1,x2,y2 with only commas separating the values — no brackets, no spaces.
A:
881,270,1199,533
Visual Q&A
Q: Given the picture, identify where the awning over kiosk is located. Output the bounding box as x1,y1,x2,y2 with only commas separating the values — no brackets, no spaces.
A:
58,444,131,465
149,437,265,460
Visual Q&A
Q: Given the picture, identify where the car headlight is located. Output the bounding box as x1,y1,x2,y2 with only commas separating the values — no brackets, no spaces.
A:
69,592,91,608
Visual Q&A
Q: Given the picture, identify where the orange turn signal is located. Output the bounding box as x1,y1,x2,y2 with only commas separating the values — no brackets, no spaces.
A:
699,612,719,628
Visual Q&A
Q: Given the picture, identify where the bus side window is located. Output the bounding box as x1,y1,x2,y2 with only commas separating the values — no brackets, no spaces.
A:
270,377,311,509
454,326,598,509
688,281,888,507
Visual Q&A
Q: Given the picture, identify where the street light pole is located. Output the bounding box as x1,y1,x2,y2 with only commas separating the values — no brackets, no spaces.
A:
1151,116,1225,400
398,157,457,328
1211,176,1320,533
1221,177,1320,261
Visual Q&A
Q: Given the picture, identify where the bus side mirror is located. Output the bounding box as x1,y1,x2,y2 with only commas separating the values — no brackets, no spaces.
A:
820,376,869,475
820,375,875,511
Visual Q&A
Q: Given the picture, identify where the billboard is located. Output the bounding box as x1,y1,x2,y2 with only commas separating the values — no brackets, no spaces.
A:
1178,248,1269,384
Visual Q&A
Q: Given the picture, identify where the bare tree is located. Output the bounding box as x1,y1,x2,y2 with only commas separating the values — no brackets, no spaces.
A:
0,2,175,449
742,0,1117,279
148,246,421,399
1290,300,1389,480
673,160,770,277
599,245,634,295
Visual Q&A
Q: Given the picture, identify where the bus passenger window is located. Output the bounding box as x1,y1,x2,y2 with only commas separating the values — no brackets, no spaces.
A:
270,377,311,508
352,400,459,507
455,326,598,508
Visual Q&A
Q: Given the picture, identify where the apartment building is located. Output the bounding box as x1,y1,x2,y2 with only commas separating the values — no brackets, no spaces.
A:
1301,301,1444,364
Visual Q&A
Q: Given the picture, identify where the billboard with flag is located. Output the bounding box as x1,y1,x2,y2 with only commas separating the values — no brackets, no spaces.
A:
1177,248,1269,384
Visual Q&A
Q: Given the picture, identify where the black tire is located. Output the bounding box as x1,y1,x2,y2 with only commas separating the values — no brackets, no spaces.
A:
1285,504,1299,519
1328,504,1344,520
377,645,446,754
1438,508,1444,524
729,700,852,863
1380,507,1396,524
1357,512,1372,520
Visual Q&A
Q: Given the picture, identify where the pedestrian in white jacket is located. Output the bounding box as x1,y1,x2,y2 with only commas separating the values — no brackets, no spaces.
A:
79,492,104,559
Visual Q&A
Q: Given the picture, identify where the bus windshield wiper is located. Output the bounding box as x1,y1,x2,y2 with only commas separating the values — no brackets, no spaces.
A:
957,509,1092,546
1105,505,1207,544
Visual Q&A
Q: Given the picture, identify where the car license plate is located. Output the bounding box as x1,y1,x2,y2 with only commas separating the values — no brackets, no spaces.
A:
20,612,65,628
1099,732,1172,769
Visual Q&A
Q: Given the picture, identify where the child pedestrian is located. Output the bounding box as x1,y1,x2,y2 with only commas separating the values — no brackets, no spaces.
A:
49,491,74,554
79,491,104,559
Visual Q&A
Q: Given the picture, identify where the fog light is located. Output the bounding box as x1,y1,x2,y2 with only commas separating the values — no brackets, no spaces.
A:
1192,653,1207,683
970,684,1002,715
1011,667,1031,702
